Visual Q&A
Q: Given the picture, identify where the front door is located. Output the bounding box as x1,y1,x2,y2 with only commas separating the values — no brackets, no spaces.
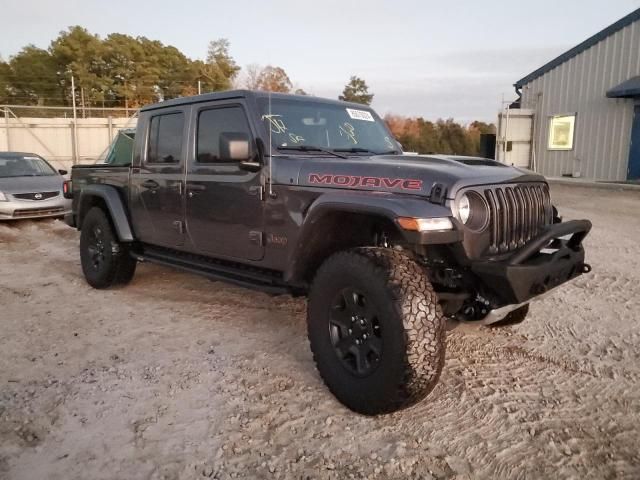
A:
130,109,188,247
628,105,640,180
185,102,265,261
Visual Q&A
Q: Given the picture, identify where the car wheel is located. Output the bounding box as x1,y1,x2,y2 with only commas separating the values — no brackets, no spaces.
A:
307,247,446,415
80,207,137,289
488,304,530,327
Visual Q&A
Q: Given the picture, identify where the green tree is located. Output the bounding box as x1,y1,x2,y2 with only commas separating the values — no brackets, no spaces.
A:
339,76,373,105
150,41,193,100
102,33,145,108
50,26,109,108
2,27,243,110
437,119,474,155
0,59,10,103
8,46,62,105
202,38,239,91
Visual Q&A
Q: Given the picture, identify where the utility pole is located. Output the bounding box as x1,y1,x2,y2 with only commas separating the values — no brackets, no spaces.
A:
124,79,129,116
198,80,202,95
4,107,11,151
71,74,79,165
80,86,86,118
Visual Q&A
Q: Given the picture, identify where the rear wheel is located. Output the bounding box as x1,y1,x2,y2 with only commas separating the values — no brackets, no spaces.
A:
307,248,446,415
80,207,137,289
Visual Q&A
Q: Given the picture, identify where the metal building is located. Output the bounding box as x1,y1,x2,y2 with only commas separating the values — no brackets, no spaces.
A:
508,8,640,181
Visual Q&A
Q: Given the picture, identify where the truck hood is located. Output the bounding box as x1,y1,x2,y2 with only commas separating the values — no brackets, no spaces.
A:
0,175,64,194
274,154,545,199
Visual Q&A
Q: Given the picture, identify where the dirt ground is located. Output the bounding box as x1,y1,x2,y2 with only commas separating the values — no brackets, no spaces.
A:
0,184,639,480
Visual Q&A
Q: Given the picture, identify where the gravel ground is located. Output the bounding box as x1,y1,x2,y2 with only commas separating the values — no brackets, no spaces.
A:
0,184,639,480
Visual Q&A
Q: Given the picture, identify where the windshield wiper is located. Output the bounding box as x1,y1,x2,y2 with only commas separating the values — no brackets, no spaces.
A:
277,145,348,159
333,147,374,154
333,147,401,155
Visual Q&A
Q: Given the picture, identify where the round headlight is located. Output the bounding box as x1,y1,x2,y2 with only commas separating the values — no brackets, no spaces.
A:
457,192,489,231
458,194,471,224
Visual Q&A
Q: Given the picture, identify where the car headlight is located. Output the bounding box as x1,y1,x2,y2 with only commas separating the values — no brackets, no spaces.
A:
457,192,489,231
458,194,471,224
0,191,7,202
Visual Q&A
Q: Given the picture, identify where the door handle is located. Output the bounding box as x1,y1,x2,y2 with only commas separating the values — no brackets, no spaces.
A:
142,179,160,189
187,183,206,198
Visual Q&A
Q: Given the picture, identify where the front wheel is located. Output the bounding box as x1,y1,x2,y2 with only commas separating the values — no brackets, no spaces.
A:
80,207,137,289
307,248,446,415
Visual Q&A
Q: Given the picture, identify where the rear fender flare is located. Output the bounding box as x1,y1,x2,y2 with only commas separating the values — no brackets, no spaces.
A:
77,185,134,242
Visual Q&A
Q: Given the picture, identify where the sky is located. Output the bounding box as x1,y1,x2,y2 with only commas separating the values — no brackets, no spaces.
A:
2,0,639,122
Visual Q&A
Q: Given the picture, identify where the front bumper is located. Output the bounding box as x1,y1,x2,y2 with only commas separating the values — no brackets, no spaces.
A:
471,219,592,306
0,194,71,220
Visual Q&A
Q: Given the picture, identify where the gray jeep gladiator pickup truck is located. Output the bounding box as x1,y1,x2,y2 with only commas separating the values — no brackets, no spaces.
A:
65,91,592,415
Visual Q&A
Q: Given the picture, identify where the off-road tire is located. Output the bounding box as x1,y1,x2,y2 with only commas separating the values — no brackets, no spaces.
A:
307,247,446,415
80,207,137,289
488,304,530,327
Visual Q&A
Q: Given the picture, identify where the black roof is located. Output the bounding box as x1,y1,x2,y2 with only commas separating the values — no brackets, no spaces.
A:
607,76,640,98
515,7,640,88
140,90,371,112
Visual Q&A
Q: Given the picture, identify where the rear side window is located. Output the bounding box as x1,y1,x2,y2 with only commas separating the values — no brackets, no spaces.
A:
147,113,184,164
197,106,252,163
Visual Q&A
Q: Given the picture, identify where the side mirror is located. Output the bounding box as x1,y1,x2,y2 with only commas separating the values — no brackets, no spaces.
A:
58,169,68,175
220,132,252,162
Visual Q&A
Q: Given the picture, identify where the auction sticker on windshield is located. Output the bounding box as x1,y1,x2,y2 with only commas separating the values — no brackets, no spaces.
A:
346,108,374,122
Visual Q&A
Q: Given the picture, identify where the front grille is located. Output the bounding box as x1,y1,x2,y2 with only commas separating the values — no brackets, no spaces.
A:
13,191,59,201
12,207,64,218
483,183,551,254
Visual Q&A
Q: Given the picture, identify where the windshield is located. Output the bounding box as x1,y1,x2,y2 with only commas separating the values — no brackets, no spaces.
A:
0,154,57,178
258,98,400,155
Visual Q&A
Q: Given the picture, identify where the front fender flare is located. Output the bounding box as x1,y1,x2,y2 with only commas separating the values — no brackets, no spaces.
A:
78,184,134,242
285,192,457,283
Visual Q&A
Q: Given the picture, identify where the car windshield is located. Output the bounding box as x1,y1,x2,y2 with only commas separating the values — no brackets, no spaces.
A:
258,98,401,155
0,154,57,178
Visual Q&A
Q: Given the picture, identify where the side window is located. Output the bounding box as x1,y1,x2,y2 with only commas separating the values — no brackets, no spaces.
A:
547,114,576,151
197,106,252,163
147,113,184,164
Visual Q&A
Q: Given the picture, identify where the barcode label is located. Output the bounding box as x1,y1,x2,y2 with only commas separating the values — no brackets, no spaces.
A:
346,108,374,122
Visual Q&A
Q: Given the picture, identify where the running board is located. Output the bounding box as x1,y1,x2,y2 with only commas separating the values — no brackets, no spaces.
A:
131,247,292,296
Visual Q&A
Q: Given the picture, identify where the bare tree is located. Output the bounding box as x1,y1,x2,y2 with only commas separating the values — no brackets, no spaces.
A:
242,63,262,90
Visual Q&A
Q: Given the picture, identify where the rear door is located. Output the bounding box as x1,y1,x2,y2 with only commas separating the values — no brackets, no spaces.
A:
185,101,265,260
130,108,188,247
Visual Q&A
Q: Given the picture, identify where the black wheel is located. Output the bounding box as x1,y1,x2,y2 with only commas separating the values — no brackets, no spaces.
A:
488,304,529,327
307,248,446,415
80,207,137,289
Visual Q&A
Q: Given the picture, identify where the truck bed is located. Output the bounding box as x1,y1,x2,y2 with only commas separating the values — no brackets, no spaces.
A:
71,164,131,193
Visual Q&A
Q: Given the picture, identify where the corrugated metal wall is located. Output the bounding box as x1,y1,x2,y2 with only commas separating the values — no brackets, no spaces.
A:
520,19,640,181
